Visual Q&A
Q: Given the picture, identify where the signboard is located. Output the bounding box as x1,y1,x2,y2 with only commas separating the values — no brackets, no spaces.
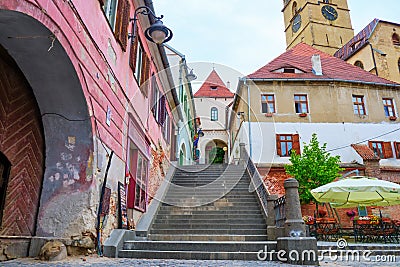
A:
118,182,128,229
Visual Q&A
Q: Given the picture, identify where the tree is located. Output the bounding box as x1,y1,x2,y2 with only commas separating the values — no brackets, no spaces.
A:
284,133,343,204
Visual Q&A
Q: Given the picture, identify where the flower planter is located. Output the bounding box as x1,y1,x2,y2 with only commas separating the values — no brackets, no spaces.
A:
299,113,307,117
389,116,397,121
265,113,273,117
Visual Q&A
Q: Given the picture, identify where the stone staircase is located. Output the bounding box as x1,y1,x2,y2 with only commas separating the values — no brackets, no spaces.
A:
119,164,276,260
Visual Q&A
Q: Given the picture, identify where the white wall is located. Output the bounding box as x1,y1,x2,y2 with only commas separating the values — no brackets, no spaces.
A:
194,98,232,130
241,122,400,167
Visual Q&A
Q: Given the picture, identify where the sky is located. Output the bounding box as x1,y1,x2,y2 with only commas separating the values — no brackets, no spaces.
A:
153,0,399,90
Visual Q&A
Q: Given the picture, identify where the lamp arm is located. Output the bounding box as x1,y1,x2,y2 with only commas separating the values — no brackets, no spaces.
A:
128,6,163,41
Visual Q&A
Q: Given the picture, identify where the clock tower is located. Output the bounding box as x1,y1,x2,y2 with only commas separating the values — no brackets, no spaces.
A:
282,0,354,55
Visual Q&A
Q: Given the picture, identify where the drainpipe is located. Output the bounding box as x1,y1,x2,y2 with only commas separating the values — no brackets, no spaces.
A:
243,78,252,158
368,41,379,76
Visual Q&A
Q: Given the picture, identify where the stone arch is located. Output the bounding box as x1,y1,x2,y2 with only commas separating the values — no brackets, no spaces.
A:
179,142,187,165
0,8,93,237
204,139,228,164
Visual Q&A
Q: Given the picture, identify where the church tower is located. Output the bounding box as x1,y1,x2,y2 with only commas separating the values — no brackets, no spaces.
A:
282,0,354,55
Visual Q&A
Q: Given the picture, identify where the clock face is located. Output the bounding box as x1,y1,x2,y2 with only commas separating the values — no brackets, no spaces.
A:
321,5,338,21
292,14,301,33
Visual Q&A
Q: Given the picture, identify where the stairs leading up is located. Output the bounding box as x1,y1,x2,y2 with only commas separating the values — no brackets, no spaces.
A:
119,164,273,260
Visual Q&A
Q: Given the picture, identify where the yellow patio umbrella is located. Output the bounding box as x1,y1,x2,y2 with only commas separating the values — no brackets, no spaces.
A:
310,176,400,208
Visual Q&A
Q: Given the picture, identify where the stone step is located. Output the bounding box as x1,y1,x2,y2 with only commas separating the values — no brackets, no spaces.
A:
160,203,261,209
153,218,266,225
148,234,268,242
151,223,266,230
150,229,267,235
161,201,260,207
156,210,263,215
123,240,276,252
154,214,265,220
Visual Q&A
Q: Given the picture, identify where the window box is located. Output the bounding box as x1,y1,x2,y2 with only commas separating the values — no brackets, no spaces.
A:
389,116,397,121
265,113,273,117
299,113,307,117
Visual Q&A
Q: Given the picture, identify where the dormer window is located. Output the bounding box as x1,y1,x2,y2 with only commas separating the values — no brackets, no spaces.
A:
210,86,218,90
284,68,295,73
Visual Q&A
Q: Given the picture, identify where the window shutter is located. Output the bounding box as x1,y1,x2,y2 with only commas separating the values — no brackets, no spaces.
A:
383,142,393,159
292,134,301,154
395,142,400,159
276,134,282,156
129,36,139,72
158,95,166,126
114,0,125,45
368,141,373,150
99,0,105,6
119,0,130,51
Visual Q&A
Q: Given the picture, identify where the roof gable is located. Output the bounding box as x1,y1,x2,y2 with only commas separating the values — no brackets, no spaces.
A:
247,42,398,86
194,70,234,98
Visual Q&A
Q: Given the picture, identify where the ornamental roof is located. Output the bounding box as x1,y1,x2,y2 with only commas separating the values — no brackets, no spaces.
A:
194,70,234,98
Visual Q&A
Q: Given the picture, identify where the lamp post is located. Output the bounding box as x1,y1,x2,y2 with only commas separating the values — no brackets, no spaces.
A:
129,6,173,44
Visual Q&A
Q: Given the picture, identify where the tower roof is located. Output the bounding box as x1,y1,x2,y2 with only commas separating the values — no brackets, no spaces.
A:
194,70,234,98
247,43,398,86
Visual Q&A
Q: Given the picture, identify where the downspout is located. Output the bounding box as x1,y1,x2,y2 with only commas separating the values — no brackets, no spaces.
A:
244,78,252,158
368,41,379,76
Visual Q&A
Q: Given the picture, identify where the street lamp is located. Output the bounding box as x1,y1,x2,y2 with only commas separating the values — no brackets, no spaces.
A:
129,6,173,44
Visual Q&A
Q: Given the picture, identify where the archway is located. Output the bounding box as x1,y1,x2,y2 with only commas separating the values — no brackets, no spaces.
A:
0,9,93,237
205,139,228,164
179,143,186,165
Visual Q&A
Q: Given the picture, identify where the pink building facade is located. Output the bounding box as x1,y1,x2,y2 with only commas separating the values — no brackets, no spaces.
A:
0,0,175,259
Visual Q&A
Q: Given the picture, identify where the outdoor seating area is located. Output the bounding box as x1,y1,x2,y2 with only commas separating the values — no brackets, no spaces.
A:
307,214,400,243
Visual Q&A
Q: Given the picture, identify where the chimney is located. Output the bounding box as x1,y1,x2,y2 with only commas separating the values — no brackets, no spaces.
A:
311,54,323,75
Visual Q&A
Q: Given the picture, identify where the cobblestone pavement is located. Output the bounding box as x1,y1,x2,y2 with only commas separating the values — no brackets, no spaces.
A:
2,255,400,267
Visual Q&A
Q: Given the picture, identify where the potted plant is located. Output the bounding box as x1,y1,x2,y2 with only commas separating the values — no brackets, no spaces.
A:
389,116,397,121
299,113,307,117
302,215,314,225
265,113,273,117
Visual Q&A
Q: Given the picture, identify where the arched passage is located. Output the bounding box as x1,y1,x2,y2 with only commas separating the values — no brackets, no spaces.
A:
0,9,93,237
204,139,228,164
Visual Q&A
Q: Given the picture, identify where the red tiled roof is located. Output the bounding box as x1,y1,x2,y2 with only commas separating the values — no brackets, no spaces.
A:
334,19,379,60
194,70,234,98
351,144,380,160
247,43,399,86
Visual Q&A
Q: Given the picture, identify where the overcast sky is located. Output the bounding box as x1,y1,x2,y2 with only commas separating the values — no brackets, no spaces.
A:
153,0,399,90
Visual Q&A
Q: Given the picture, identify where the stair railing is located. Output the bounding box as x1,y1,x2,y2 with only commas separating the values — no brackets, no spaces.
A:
274,195,286,227
239,143,269,218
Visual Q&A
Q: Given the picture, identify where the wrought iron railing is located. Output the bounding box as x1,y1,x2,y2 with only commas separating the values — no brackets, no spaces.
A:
274,195,286,227
242,147,269,218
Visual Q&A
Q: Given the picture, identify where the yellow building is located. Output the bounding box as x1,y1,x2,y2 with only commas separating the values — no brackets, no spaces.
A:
229,43,400,175
282,0,354,55
335,19,400,84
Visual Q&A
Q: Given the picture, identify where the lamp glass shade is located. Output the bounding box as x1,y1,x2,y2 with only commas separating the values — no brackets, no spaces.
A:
151,30,167,44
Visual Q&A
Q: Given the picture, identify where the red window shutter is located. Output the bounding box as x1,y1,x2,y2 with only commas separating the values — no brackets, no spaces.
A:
383,142,393,159
114,0,125,45
292,134,301,154
368,141,373,150
129,36,139,72
276,134,282,156
119,0,130,51
395,142,400,159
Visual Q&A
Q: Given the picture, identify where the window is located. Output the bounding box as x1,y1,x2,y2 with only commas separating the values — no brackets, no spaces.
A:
369,141,393,159
211,107,218,121
163,114,171,144
127,142,148,212
323,0,330,3
354,61,364,69
276,134,300,157
283,68,295,73
352,95,366,115
210,86,218,90
130,38,151,96
294,94,308,113
151,75,166,125
261,94,276,113
392,33,400,46
292,2,298,16
383,98,396,117
398,58,400,73
395,142,400,159
103,0,130,51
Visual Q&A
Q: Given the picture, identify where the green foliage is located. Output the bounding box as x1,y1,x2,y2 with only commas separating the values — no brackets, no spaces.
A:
209,147,225,164
284,133,343,204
